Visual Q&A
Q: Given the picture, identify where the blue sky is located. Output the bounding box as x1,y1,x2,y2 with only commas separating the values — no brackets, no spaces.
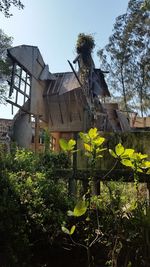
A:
0,0,129,118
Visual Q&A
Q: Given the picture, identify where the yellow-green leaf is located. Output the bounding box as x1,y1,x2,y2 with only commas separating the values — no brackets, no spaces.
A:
84,143,92,152
70,225,76,235
109,149,117,158
73,200,87,217
68,139,76,151
94,136,105,146
133,152,148,160
88,128,98,139
61,226,70,235
144,161,150,167
115,143,125,156
140,161,150,169
121,159,134,168
122,149,135,158
59,139,68,151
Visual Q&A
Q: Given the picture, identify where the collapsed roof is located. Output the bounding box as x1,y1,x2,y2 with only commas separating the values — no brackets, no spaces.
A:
7,45,130,133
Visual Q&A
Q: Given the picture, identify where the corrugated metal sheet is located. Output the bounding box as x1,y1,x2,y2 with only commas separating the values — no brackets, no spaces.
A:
46,72,81,96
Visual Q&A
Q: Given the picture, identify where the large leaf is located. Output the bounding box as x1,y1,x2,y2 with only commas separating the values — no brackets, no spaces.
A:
140,161,150,170
84,143,92,152
121,159,134,168
59,139,68,151
59,138,76,152
122,149,135,158
73,200,87,217
68,139,76,151
115,143,125,156
94,136,105,146
88,128,98,139
135,152,148,160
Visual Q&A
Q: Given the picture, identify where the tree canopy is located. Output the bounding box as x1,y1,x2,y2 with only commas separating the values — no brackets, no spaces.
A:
0,0,24,17
98,0,150,116
0,29,12,104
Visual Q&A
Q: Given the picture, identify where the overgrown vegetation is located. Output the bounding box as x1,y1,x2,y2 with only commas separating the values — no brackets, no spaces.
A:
61,128,150,267
0,129,150,266
0,148,71,266
76,33,95,55
75,33,95,86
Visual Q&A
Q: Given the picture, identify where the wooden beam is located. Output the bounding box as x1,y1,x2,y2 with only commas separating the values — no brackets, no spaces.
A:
50,169,150,183
68,60,82,87
34,115,40,153
9,62,16,97
57,95,64,124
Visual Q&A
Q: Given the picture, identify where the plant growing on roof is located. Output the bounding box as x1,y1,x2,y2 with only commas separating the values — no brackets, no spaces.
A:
76,33,95,55
75,33,95,88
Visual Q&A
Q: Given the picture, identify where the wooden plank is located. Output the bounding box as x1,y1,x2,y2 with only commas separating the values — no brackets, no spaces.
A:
51,169,150,183
6,99,31,115
116,110,130,131
57,95,64,124
68,60,82,87
34,115,40,153
133,117,150,128
9,62,16,97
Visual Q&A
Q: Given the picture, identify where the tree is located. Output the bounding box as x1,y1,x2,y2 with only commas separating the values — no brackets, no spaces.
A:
141,0,150,10
0,0,24,17
98,0,150,116
0,29,12,104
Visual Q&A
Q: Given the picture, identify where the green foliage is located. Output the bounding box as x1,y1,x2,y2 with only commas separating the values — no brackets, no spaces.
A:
0,148,72,266
76,33,95,54
59,138,76,153
73,199,87,217
62,128,150,267
0,128,150,266
141,0,150,10
14,149,37,171
98,0,150,116
62,225,76,235
109,143,150,174
39,150,70,171
0,0,24,17
0,28,13,104
79,128,106,162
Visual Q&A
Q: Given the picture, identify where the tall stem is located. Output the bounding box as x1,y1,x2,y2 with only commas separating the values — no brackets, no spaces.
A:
120,62,129,118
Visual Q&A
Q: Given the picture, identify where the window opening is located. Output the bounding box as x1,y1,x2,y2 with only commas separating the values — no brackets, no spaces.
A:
8,62,31,113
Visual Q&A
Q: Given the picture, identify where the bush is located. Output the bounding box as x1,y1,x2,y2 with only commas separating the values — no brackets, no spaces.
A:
0,149,72,266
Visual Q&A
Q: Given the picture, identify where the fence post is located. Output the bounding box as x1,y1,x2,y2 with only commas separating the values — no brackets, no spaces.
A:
68,132,78,198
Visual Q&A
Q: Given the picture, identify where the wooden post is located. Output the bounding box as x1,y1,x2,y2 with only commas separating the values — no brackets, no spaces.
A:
92,178,100,195
147,182,150,206
52,132,61,151
34,115,40,153
68,132,77,198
